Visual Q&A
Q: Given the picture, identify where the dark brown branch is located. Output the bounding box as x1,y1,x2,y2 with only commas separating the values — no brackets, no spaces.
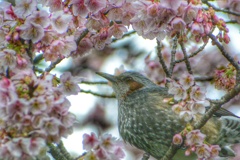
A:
81,80,108,85
161,84,240,160
76,29,89,45
26,41,33,63
57,141,72,160
194,84,240,129
33,53,43,64
112,30,136,43
194,76,214,82
33,66,44,73
160,144,179,160
48,143,68,160
202,0,240,17
175,42,207,63
157,40,170,78
45,58,63,72
74,152,87,160
225,20,238,24
169,36,178,77
179,40,193,74
208,33,239,70
81,89,116,98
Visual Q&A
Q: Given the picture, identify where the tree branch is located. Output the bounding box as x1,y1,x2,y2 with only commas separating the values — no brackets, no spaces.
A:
160,144,179,160
202,0,240,17
45,58,63,72
161,84,240,159
179,39,193,74
48,143,69,160
81,89,116,98
175,42,207,63
57,141,72,160
169,36,178,77
157,40,170,78
112,30,136,43
81,80,108,85
208,32,239,70
194,84,240,128
194,76,214,82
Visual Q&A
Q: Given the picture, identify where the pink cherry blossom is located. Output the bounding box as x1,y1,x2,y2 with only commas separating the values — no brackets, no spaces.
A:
19,22,44,43
70,0,89,17
59,72,81,95
173,134,183,145
84,0,107,13
51,11,72,34
185,130,206,146
14,0,37,18
195,144,211,159
47,0,63,12
108,23,128,39
0,49,16,68
25,10,50,28
83,132,99,150
168,81,187,100
190,86,206,101
179,73,194,90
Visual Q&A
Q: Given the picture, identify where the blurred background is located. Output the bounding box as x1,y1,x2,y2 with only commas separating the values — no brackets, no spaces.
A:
1,0,240,159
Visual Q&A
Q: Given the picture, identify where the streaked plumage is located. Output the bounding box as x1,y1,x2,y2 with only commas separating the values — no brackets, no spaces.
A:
97,71,240,159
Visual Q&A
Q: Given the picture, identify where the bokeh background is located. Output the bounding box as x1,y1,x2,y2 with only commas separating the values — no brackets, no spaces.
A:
2,0,240,159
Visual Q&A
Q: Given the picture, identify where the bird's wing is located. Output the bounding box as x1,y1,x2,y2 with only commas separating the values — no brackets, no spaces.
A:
205,106,240,118
122,87,185,158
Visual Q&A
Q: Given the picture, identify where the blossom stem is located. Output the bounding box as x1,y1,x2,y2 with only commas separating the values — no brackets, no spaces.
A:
157,40,170,78
81,89,116,98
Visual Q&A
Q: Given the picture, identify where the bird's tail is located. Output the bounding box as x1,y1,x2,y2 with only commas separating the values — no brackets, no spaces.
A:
217,116,240,157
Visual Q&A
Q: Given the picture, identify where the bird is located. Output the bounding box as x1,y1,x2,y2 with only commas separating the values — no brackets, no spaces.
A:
96,71,240,160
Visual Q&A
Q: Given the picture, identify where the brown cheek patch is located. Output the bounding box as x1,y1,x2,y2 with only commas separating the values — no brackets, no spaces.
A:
126,81,144,96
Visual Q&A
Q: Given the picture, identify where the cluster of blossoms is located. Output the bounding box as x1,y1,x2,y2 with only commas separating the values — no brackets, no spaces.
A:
168,73,208,121
0,70,79,159
173,130,221,160
214,64,236,91
217,0,240,23
82,132,125,160
0,0,231,66
169,73,223,159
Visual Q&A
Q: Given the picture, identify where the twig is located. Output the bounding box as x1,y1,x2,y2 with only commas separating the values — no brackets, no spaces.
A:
81,80,108,85
112,30,136,43
169,36,178,77
160,144,179,160
58,141,72,160
208,32,239,70
81,89,116,98
157,40,170,78
74,152,87,160
175,42,207,63
225,20,238,24
161,84,240,160
194,84,240,129
45,58,63,72
33,53,44,64
179,39,193,74
202,0,240,17
48,143,68,160
76,29,89,45
194,76,214,82
26,41,33,63
33,66,44,73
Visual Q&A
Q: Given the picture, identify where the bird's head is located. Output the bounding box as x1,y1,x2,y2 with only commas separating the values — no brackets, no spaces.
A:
97,71,156,100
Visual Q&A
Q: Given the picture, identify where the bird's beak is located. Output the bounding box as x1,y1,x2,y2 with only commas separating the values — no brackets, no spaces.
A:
96,72,117,83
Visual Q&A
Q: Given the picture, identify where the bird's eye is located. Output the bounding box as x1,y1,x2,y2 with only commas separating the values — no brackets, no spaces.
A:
123,76,133,81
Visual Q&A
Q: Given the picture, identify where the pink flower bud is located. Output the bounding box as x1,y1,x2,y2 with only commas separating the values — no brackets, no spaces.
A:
173,134,183,145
